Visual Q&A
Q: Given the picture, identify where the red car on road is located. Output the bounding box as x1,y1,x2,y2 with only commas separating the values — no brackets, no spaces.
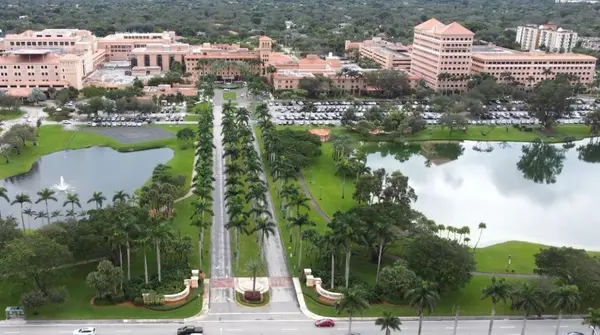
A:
315,319,335,327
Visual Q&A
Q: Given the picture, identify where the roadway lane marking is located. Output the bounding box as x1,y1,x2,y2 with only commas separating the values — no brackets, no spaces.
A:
4,332,20,334
445,327,459,329
225,329,242,332
115,331,132,333
500,326,515,329
282,329,298,331
554,325,569,328
210,312,302,315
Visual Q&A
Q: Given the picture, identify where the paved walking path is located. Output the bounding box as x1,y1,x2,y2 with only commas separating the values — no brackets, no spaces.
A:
297,172,541,279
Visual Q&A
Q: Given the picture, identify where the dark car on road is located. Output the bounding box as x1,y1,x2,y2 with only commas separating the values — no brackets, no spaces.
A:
177,326,203,335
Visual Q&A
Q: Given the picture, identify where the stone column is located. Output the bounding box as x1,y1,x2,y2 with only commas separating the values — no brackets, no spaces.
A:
163,54,170,71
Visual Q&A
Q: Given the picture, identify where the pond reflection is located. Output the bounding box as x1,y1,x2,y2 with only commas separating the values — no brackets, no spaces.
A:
364,138,600,249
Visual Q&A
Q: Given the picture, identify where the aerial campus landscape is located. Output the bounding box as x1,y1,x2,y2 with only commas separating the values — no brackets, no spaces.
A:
1,0,600,334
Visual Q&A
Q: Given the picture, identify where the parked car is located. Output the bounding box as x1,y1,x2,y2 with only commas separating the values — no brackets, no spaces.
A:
315,318,335,327
177,325,203,335
73,327,96,335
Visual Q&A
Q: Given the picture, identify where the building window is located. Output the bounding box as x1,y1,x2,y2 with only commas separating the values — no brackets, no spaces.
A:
144,55,150,67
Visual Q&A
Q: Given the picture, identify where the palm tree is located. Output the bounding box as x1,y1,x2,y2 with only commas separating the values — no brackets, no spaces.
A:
116,217,137,280
190,198,212,270
50,210,62,219
375,311,402,335
288,214,316,270
510,282,545,335
34,211,47,222
335,287,370,335
22,207,36,230
374,220,396,284
35,188,57,225
150,216,174,282
406,280,440,335
473,222,487,250
482,276,512,335
245,259,264,293
87,191,107,209
550,284,580,335
11,193,31,231
63,192,81,212
253,217,276,260
113,190,129,203
0,187,9,219
584,308,600,335
135,224,152,284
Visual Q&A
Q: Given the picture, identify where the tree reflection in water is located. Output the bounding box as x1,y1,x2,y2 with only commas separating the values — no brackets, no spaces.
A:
577,138,600,163
516,139,566,184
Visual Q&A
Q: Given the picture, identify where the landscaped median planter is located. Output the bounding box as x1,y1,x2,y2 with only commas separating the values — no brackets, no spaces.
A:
235,291,271,307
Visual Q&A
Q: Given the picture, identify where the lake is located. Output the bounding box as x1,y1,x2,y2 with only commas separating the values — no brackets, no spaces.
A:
0,147,173,229
364,138,600,250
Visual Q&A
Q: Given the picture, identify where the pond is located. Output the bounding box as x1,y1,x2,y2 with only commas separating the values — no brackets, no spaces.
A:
363,138,600,249
0,147,174,229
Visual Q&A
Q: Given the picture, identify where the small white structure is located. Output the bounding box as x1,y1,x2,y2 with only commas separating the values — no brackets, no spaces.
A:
235,277,269,294
304,268,342,301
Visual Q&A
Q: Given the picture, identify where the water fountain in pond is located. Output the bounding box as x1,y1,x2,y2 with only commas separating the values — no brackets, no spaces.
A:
52,176,75,193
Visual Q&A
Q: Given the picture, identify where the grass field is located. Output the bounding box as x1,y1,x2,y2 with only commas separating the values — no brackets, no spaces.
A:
281,124,593,143
0,262,202,319
302,274,529,317
223,91,237,101
0,125,195,182
0,110,23,121
475,241,600,274
184,114,202,121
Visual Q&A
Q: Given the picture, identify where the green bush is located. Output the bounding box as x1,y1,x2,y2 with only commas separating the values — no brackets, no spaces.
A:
133,297,144,306
145,290,200,311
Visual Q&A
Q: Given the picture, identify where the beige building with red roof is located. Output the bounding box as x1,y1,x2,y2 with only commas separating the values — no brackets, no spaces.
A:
410,18,475,91
344,37,411,70
471,44,597,88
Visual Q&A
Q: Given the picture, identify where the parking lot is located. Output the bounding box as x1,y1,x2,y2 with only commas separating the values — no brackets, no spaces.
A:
84,125,175,144
269,98,600,126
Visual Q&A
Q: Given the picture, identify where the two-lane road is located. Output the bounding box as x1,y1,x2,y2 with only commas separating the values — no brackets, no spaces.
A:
0,318,591,335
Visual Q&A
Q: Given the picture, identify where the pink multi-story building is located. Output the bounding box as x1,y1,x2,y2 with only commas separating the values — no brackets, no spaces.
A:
471,44,597,88
410,18,474,91
0,29,106,92
97,31,179,62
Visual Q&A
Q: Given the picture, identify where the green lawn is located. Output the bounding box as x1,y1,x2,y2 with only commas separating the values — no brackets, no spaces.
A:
303,275,528,317
172,196,211,275
223,91,237,101
0,125,195,183
0,262,202,319
475,241,600,274
282,124,593,143
0,110,23,121
184,114,201,121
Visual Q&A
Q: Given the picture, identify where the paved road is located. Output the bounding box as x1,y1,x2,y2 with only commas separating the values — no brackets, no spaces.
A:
209,91,235,313
0,318,592,335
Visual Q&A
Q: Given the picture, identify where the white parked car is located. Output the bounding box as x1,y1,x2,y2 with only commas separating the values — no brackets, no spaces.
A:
61,120,72,125
73,327,96,335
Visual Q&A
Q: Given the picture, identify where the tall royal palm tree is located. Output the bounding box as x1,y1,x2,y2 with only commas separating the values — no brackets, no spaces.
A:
150,216,174,282
406,280,440,335
584,308,600,335
245,259,264,293
288,214,315,270
11,193,31,231
473,222,487,250
87,191,107,209
482,276,512,335
190,197,213,270
550,284,580,335
253,217,276,260
335,287,370,335
36,188,57,225
63,192,81,212
375,311,402,335
510,283,545,335
374,220,396,285
135,223,152,284
22,207,36,230
0,186,10,218
113,190,130,204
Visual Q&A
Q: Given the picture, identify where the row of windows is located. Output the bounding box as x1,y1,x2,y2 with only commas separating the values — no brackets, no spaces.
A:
10,41,76,47
0,72,58,77
483,60,594,65
122,35,163,39
0,65,58,70
483,66,593,71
